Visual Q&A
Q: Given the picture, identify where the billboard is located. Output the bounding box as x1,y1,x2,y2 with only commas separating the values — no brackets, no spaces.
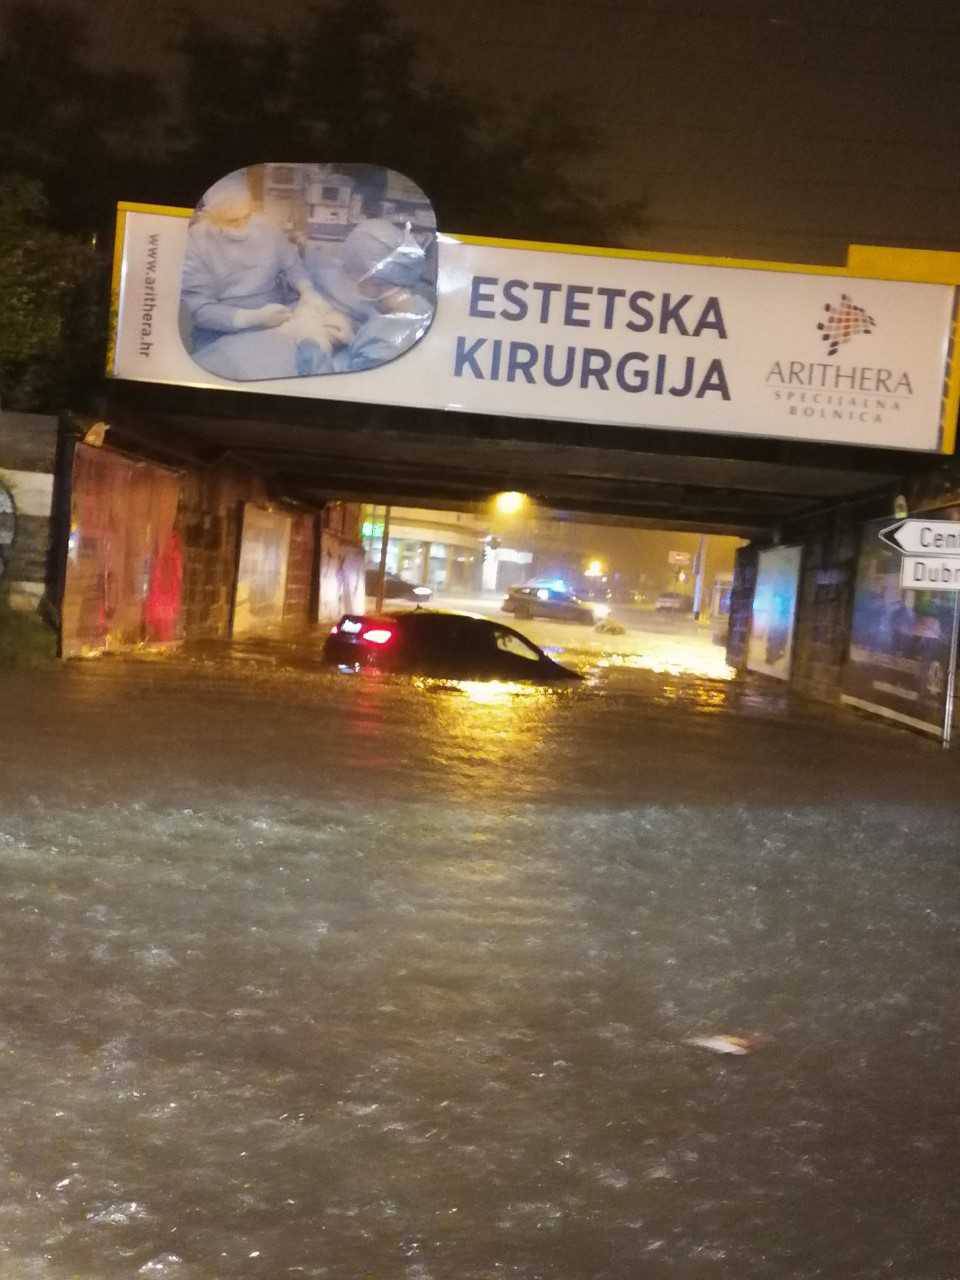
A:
747,545,803,680
174,165,436,384
111,195,958,452
841,514,958,735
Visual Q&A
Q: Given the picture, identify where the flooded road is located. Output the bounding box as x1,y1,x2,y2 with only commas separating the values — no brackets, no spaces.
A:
1,631,959,1279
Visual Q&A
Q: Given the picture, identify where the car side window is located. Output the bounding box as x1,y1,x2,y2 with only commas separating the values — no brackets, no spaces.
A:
415,618,478,653
493,628,542,662
403,617,443,648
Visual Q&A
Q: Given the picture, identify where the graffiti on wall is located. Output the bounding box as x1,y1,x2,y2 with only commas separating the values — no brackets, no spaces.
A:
0,483,14,581
61,445,183,657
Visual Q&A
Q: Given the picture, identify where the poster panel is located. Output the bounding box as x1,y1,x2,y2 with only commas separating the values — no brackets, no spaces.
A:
233,505,292,637
747,545,802,680
111,203,957,453
61,445,182,657
841,514,957,734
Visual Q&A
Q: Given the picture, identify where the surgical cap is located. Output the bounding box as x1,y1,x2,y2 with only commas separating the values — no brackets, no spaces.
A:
201,171,253,215
341,219,425,289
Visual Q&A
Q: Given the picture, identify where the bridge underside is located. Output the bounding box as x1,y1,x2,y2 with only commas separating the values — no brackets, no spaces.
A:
103,382,927,540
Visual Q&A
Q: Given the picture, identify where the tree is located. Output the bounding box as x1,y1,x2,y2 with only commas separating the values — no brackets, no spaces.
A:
0,177,103,411
0,1,166,235
168,0,642,246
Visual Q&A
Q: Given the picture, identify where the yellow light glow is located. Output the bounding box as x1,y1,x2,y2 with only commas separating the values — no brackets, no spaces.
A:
585,559,604,577
493,490,527,516
595,643,735,682
449,679,530,704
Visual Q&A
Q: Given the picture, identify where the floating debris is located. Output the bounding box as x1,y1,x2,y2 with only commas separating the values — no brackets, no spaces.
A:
685,1034,762,1056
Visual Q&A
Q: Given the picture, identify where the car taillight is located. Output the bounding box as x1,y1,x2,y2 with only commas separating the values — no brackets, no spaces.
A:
361,627,394,645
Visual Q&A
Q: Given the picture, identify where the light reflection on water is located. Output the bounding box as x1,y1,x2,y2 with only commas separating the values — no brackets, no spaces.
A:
412,678,548,705
592,646,736,682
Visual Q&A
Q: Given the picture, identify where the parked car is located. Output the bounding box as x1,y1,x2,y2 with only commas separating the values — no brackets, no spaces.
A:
502,584,597,625
364,569,432,603
655,591,694,613
324,610,581,681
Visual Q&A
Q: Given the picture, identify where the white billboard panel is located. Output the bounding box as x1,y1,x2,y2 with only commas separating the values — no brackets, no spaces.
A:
111,205,958,452
899,556,960,589
747,545,803,680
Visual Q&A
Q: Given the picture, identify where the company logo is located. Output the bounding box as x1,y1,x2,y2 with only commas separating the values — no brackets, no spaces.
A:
764,291,907,430
816,293,876,356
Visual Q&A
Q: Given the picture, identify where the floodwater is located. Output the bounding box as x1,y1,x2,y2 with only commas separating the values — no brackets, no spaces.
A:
1,624,959,1279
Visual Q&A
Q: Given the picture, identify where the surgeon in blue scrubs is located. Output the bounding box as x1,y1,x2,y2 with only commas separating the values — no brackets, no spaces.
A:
305,218,435,372
180,174,334,380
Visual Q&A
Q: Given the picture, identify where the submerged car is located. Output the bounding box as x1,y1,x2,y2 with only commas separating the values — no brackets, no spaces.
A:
364,570,432,603
501,584,598,625
324,610,581,681
655,591,694,613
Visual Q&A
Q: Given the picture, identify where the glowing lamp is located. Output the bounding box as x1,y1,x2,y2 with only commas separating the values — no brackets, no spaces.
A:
493,490,527,516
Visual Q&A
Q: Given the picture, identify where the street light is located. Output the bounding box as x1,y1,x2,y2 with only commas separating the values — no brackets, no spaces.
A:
493,490,527,516
585,558,605,578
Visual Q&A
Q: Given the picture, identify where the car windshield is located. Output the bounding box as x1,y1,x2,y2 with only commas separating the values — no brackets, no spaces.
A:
493,629,543,662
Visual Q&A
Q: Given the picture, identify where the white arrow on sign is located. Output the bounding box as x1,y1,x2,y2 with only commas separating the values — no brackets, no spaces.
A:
880,518,960,556
899,556,960,590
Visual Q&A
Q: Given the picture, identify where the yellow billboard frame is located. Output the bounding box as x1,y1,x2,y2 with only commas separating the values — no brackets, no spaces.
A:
110,201,960,455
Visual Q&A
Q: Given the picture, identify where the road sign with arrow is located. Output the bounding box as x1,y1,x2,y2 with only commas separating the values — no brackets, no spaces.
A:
880,518,960,592
879,518,960,556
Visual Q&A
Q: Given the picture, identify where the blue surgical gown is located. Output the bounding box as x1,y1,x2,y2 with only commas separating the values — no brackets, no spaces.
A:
181,216,312,352
304,256,434,372
189,329,336,382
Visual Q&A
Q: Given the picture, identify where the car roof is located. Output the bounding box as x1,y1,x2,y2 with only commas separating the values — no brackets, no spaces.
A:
387,608,487,623
514,584,581,598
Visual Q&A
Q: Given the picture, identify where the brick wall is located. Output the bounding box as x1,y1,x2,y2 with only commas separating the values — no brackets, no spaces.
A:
281,513,319,632
177,468,253,639
728,517,867,703
790,514,861,703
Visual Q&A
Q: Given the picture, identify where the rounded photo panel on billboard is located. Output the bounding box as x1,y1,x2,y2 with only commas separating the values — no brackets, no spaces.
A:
178,164,437,383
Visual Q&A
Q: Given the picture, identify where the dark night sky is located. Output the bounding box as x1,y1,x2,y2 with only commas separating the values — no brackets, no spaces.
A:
18,0,960,263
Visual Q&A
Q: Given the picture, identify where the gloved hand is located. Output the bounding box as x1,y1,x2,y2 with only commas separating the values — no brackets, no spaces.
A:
318,309,354,347
233,304,292,331
284,296,354,350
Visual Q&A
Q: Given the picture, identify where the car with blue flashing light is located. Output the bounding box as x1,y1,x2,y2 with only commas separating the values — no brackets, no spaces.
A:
323,610,581,682
501,583,602,625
